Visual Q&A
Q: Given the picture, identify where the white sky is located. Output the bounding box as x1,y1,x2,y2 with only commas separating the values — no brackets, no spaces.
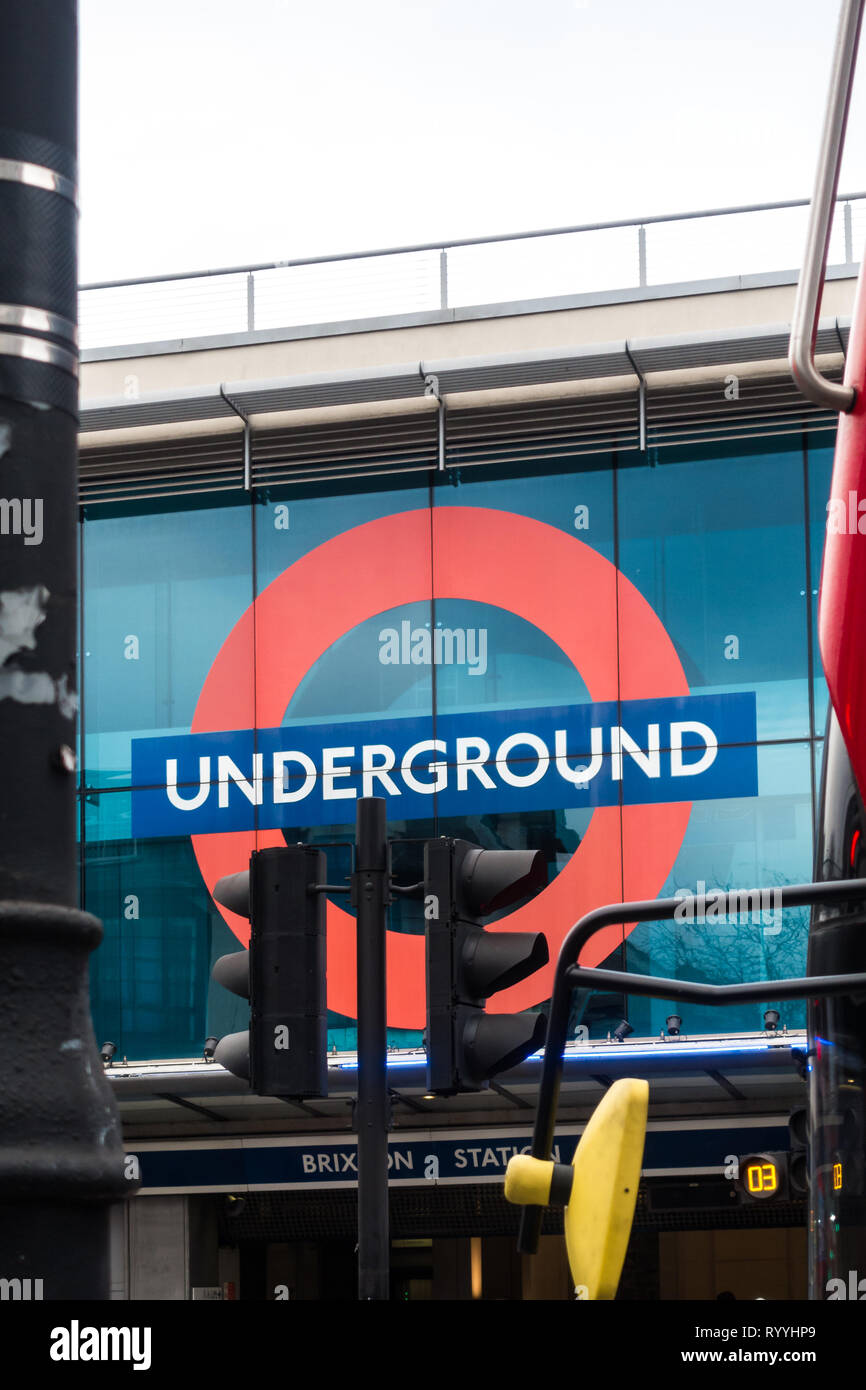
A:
77,0,866,284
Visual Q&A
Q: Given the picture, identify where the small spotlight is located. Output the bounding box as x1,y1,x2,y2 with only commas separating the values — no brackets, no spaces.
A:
203,1036,219,1062
100,1041,117,1065
224,1194,246,1218
763,1009,780,1032
666,1015,682,1037
612,1020,633,1043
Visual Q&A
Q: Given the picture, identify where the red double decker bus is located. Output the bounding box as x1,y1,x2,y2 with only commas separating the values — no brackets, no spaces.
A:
790,0,866,1299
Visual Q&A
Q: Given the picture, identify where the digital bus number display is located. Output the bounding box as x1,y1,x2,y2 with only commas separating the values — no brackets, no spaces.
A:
744,1158,781,1197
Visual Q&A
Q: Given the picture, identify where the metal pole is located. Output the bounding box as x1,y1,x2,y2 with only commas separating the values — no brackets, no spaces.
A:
844,199,854,264
246,271,255,333
0,0,131,1297
788,0,862,412
637,225,647,288
439,249,448,311
353,798,390,1300
517,876,866,1255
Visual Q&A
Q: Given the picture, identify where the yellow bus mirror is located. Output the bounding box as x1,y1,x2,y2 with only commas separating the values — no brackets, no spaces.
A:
505,1076,649,1300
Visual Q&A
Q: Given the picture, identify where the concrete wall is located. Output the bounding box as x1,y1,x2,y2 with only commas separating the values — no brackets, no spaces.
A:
111,1194,220,1300
80,277,857,405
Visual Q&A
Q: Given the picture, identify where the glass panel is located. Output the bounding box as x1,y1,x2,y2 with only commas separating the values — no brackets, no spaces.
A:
626,741,813,1036
82,494,253,788
255,475,433,592
433,455,615,558
617,441,810,742
85,789,217,1061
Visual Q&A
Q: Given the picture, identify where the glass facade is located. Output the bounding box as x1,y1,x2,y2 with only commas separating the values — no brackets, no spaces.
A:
80,430,837,1059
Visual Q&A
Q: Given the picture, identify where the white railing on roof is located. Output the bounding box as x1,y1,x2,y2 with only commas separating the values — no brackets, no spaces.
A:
78,193,866,354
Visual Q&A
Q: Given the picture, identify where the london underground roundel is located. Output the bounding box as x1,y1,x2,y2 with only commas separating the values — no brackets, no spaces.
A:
190,507,693,1028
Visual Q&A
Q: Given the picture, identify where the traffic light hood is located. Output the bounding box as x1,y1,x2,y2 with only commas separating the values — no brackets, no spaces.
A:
459,846,547,915
213,868,251,918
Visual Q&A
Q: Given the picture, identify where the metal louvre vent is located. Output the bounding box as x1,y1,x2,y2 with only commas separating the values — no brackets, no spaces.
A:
635,1197,807,1232
432,344,633,394
446,392,640,469
215,1179,804,1243
646,372,841,450
233,367,429,414
217,1184,565,1243
631,320,845,374
634,1204,807,1230
78,373,842,504
250,409,439,487
79,431,245,504
82,389,234,433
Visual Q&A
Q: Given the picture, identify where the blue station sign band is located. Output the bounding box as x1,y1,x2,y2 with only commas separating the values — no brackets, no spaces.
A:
131,691,758,837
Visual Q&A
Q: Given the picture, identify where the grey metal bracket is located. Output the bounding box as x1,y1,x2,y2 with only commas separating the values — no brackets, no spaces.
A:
421,365,445,471
219,384,251,490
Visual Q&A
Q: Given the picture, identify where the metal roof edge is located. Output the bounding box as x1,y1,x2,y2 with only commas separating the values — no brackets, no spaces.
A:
79,314,845,436
108,1031,805,1098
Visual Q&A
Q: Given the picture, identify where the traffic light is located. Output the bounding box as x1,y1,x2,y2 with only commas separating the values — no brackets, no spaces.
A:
211,844,327,1098
736,1152,789,1201
424,837,549,1094
788,1106,809,1196
505,1078,648,1300
735,1108,811,1203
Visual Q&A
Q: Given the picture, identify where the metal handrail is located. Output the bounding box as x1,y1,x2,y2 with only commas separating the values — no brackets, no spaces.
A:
789,0,864,413
516,877,866,1256
80,192,866,294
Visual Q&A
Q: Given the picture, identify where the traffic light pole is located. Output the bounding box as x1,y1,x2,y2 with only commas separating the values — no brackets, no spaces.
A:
0,1,131,1296
353,798,390,1301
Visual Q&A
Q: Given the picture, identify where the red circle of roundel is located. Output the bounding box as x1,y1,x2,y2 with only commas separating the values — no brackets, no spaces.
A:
191,507,691,1028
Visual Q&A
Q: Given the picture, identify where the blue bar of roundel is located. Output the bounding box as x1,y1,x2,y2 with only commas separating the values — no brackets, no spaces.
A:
130,691,757,838
131,726,255,790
